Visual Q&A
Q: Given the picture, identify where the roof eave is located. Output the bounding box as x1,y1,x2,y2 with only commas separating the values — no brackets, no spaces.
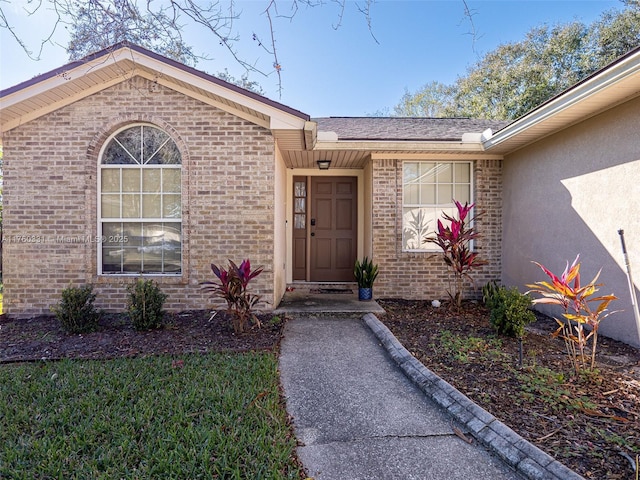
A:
1,43,310,143
314,139,487,152
484,47,640,154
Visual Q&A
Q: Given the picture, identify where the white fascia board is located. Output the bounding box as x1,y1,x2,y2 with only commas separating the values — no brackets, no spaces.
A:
0,55,132,109
317,130,339,142
461,132,483,142
2,45,306,133
304,121,317,150
124,49,307,131
314,140,486,152
371,152,503,160
270,115,308,130
484,50,640,150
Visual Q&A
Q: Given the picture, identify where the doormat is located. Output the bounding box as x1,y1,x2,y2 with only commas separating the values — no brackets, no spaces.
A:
309,288,354,294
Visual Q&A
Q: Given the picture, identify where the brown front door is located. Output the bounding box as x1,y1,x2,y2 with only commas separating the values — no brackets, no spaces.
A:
309,176,357,282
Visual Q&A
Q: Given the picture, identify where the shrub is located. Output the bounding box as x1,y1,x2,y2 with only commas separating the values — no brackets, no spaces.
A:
354,257,379,288
484,283,536,338
482,280,500,306
527,256,618,373
201,259,263,334
425,200,487,308
127,279,167,331
52,284,100,334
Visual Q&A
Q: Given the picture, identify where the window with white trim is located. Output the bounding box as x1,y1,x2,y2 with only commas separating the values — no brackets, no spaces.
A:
402,161,472,251
99,124,182,274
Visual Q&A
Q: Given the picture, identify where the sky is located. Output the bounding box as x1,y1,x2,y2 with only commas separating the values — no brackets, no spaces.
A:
0,0,622,117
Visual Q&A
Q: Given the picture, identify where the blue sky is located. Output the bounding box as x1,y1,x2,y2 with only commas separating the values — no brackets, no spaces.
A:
0,0,621,116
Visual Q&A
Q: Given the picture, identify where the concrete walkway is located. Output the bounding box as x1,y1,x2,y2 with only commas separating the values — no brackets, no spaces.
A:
279,315,523,480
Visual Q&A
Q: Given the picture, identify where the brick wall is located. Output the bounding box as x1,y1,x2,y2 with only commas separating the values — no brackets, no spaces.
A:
372,158,502,301
2,77,276,316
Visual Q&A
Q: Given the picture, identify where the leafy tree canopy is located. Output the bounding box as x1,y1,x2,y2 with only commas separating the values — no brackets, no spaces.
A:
66,0,197,65
393,1,640,120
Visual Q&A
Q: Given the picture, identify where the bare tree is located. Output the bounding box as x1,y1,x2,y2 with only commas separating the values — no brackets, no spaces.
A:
0,0,378,94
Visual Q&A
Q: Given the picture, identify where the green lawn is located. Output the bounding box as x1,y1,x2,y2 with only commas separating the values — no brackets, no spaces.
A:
0,352,303,479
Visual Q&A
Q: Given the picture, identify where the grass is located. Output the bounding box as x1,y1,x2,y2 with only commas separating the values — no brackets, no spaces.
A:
0,352,303,479
432,330,505,364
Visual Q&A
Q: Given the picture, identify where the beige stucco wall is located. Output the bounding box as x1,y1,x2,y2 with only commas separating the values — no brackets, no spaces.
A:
2,76,277,316
372,158,503,301
502,95,640,347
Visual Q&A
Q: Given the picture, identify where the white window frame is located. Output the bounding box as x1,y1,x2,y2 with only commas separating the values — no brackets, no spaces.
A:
402,161,474,252
97,123,182,275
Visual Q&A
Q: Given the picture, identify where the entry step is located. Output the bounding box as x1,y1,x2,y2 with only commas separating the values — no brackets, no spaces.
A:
286,283,357,295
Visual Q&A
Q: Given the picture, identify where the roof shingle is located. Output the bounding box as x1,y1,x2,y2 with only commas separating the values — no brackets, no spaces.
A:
314,117,510,141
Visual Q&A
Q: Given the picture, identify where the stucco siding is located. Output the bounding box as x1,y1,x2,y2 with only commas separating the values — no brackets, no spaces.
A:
502,95,640,347
2,76,276,316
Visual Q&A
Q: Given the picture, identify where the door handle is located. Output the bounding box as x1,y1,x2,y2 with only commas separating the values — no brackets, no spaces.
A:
311,218,316,226
311,232,315,236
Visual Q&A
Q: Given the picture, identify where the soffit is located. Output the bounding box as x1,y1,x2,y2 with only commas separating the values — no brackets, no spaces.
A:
279,145,502,169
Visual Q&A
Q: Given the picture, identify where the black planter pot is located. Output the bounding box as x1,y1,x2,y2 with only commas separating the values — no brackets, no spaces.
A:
358,287,373,301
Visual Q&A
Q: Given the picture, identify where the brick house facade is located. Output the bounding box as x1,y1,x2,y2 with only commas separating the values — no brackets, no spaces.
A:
4,42,637,348
2,76,278,315
372,158,502,300
1,44,507,317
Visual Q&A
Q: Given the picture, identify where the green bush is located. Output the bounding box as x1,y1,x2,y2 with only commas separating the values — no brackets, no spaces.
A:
51,284,100,334
127,279,167,331
484,283,536,338
482,280,500,306
354,257,379,288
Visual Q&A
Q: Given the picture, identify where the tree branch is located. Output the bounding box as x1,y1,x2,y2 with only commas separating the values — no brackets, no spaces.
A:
0,0,63,61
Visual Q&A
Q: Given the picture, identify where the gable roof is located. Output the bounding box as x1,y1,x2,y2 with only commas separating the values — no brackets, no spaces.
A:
6,41,634,166
0,42,312,149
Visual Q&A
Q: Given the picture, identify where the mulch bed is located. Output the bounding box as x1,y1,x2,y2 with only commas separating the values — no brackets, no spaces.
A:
2,301,639,478
377,298,640,480
0,310,282,362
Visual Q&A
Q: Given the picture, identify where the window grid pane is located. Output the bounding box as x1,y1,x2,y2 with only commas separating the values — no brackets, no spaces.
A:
143,169,161,192
101,169,120,192
101,194,120,218
294,181,306,197
402,162,472,251
143,194,161,218
162,169,181,192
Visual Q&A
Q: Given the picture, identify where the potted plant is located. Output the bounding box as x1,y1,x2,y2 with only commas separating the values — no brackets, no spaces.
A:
354,257,379,301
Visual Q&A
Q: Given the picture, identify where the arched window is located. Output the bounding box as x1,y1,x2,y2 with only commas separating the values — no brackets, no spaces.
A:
99,124,181,274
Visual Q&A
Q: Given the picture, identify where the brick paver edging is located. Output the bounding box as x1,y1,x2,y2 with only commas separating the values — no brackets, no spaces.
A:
362,313,585,480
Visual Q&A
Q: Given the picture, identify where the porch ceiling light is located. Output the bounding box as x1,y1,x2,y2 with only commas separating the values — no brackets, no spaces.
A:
317,159,331,170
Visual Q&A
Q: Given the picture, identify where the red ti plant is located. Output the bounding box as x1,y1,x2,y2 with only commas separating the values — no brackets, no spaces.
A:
425,200,487,308
201,259,264,334
527,255,618,373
